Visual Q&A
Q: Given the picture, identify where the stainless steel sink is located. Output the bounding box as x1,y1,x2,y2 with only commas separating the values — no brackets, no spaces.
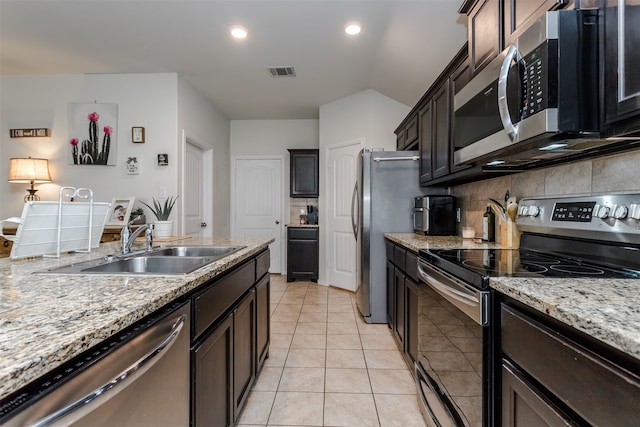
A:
34,245,246,276
147,246,245,258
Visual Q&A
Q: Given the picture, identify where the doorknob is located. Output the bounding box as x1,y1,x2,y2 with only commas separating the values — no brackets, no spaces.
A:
275,220,280,225
200,222,207,228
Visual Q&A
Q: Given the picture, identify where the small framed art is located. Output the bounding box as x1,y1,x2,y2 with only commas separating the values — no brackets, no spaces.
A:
106,196,136,226
132,127,145,143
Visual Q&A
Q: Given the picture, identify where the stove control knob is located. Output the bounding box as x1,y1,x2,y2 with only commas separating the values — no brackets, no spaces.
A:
610,204,629,220
527,205,540,217
518,206,529,216
593,204,610,219
629,203,640,220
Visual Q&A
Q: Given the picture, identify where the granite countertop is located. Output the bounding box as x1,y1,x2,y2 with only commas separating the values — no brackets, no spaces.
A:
384,232,640,360
0,236,273,399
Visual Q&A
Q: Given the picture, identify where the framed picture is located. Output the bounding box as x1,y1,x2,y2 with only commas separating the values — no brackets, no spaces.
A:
158,154,168,166
106,197,136,226
132,127,145,143
68,103,118,165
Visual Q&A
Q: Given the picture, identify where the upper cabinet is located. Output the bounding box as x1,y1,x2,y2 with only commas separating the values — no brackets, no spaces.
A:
503,0,568,46
395,114,419,151
288,149,319,198
603,1,640,136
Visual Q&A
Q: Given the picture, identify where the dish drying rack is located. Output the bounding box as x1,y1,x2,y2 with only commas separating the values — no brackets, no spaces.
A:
0,187,110,259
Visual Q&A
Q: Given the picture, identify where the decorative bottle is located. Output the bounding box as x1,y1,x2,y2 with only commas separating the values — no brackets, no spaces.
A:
482,205,495,242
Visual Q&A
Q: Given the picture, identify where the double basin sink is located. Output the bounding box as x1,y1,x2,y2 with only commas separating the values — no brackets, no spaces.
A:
36,246,246,276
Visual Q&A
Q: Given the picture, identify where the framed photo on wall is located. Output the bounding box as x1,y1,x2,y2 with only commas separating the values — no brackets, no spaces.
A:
106,196,136,226
132,127,145,143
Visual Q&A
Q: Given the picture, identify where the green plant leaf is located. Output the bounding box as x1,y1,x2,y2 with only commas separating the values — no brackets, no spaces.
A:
140,195,179,221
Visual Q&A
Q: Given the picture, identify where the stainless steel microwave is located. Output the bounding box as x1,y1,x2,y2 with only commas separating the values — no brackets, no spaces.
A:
453,9,610,168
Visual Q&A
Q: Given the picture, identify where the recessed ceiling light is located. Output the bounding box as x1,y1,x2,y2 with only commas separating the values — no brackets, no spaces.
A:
344,22,362,36
230,26,248,39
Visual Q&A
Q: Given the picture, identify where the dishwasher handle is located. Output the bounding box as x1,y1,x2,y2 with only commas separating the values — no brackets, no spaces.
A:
30,313,186,427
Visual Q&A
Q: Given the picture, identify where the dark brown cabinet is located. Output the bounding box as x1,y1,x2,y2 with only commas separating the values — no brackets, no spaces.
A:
386,239,419,368
463,0,501,76
288,149,319,198
395,113,419,150
418,101,434,183
286,227,318,282
604,1,640,136
191,250,270,426
503,0,566,46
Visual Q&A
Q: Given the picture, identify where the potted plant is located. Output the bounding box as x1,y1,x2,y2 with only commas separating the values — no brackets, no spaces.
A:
140,196,179,238
130,207,146,225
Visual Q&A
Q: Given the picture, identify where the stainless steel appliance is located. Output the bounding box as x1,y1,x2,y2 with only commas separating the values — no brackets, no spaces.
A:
452,9,620,170
0,301,190,426
413,195,457,235
354,149,431,324
416,194,640,427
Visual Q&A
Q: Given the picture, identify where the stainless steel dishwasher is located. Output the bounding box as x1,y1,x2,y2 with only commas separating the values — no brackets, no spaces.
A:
0,301,190,426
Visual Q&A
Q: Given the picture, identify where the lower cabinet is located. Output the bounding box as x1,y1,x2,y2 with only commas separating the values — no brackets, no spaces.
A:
386,239,419,368
286,227,319,282
191,249,271,426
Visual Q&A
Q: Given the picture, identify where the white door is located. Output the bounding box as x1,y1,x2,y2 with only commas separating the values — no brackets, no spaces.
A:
184,142,205,237
232,157,283,273
326,139,362,291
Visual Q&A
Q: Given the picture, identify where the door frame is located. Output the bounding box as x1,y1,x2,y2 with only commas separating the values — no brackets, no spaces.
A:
230,155,286,274
179,129,213,237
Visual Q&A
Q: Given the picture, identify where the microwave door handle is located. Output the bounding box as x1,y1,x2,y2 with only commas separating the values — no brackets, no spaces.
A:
498,44,523,141
351,182,358,240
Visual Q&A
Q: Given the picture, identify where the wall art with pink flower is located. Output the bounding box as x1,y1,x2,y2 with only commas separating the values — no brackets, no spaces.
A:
68,103,118,165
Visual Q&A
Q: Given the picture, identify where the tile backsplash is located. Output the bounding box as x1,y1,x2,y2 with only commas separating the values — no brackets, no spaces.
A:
289,198,318,225
450,149,640,242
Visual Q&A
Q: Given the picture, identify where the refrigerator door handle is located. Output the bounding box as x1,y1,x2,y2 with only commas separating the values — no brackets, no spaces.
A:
351,182,358,240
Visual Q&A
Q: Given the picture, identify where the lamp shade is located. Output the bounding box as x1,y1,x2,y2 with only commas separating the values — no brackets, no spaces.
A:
8,157,52,183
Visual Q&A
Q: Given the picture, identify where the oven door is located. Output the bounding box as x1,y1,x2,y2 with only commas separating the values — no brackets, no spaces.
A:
415,259,491,427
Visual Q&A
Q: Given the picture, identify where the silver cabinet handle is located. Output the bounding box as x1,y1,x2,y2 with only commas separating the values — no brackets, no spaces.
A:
350,182,358,240
498,44,523,142
31,313,187,427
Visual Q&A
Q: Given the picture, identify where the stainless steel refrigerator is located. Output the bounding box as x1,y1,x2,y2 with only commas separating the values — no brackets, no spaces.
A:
353,148,426,324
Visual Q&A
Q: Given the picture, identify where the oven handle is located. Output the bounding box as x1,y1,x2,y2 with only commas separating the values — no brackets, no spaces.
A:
418,260,482,325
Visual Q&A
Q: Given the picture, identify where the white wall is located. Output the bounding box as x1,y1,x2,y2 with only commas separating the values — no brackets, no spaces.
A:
0,73,230,238
177,77,231,236
318,89,411,285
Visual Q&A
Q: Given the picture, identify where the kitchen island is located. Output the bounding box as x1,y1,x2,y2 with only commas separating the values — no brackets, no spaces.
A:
385,232,640,359
0,236,273,401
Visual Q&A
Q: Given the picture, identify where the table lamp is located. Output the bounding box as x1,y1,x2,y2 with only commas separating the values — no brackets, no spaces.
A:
8,157,52,202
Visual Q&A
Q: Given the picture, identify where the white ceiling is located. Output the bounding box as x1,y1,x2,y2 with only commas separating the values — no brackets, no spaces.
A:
0,0,468,120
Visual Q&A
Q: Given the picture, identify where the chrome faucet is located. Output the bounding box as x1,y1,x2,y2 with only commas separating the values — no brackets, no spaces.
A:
121,218,154,255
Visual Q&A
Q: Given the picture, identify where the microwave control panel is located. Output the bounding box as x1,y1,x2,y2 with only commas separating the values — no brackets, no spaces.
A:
521,42,554,120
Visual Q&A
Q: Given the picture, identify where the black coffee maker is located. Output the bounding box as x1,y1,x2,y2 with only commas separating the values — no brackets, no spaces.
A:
306,205,318,224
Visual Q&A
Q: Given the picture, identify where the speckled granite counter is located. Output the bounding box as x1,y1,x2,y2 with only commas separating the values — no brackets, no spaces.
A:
385,233,640,360
0,237,273,399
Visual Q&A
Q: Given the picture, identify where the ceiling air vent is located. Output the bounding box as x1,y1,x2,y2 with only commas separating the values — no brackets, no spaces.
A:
267,66,296,78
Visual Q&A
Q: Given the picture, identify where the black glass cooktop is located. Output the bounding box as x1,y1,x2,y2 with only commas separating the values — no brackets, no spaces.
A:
420,247,640,289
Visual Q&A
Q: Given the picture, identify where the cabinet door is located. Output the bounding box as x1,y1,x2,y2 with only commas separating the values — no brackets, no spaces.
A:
233,290,256,420
393,268,405,347
256,274,270,368
396,130,407,151
503,0,565,47
431,83,450,179
450,49,473,174
501,361,575,427
386,259,395,326
194,313,234,427
404,277,419,367
289,149,319,198
287,228,319,281
418,101,433,184
604,1,640,129
468,0,501,76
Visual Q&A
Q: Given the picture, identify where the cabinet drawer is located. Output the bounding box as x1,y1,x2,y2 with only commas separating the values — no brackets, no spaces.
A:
194,260,255,341
256,249,270,280
405,251,418,282
288,227,318,240
393,246,406,271
501,304,640,426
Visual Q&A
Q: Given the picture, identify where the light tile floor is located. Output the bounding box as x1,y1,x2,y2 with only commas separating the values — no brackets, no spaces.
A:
237,274,427,427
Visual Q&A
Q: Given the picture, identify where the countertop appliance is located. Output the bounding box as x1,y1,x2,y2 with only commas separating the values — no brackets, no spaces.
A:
0,301,190,426
354,149,435,324
453,9,618,170
416,193,640,427
413,195,456,235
